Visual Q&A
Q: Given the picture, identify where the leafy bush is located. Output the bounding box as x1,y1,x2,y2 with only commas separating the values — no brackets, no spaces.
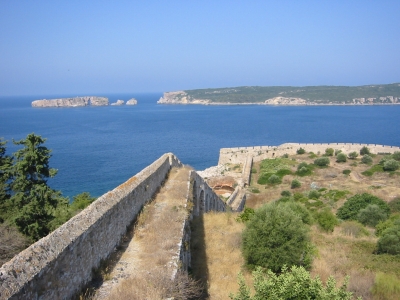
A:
392,151,400,161
323,189,350,202
308,190,321,200
348,151,359,159
389,197,400,213
356,204,388,227
315,209,339,232
377,219,400,254
336,193,390,221
268,174,281,185
275,168,292,177
325,148,334,156
314,157,330,167
242,202,312,272
281,190,291,197
360,146,371,155
343,169,351,175
383,159,400,171
257,173,273,185
336,153,347,163
236,207,255,223
308,152,318,159
291,179,301,189
296,162,313,176
284,201,313,225
230,266,355,300
361,154,373,164
293,192,308,202
282,153,289,158
341,221,369,237
376,214,400,236
297,147,306,154
251,168,257,173
335,149,342,156
362,164,384,176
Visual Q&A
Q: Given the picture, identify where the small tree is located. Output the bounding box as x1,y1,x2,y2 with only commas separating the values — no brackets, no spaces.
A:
392,151,400,161
315,209,339,232
337,193,390,221
377,220,400,255
360,146,371,155
0,138,12,218
335,149,342,156
297,147,306,154
389,197,400,213
361,154,373,164
242,202,312,272
291,179,301,189
357,204,388,227
314,157,330,167
383,159,399,171
268,174,281,185
348,151,358,159
9,133,66,240
336,153,347,163
325,148,334,156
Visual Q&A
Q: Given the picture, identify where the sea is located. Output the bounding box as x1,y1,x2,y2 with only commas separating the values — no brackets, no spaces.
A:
1,93,399,199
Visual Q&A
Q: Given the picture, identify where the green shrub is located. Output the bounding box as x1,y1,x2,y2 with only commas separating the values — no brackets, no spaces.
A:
268,174,281,185
315,209,339,232
336,193,390,221
285,201,313,225
362,164,384,176
230,266,355,300
297,147,306,154
356,204,388,227
314,157,330,167
348,151,359,159
383,159,400,171
291,179,301,189
371,272,400,300
361,154,373,164
308,190,321,200
308,152,318,159
293,192,307,202
360,146,371,155
377,219,400,254
282,153,289,158
251,168,257,173
341,221,369,237
242,202,312,272
335,149,342,156
296,162,313,176
379,155,392,166
392,151,400,161
323,189,350,202
249,187,260,193
325,148,334,156
336,153,347,163
257,173,273,185
342,169,351,175
389,197,400,213
236,207,255,223
281,190,291,197
275,169,292,177
376,214,400,236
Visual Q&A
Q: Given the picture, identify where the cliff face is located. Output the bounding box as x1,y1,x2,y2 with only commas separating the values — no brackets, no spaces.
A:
157,91,210,104
126,98,138,105
32,96,109,107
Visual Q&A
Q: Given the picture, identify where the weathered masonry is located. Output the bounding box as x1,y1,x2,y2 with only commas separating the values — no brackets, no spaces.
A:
0,153,226,300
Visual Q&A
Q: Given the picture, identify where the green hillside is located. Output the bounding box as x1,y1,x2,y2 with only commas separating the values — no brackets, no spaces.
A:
183,83,400,104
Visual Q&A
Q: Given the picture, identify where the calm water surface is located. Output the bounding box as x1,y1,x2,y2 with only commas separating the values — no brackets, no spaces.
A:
1,93,399,198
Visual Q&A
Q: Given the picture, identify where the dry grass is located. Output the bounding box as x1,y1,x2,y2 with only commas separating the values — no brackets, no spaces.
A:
191,212,250,300
107,269,202,300
0,223,30,266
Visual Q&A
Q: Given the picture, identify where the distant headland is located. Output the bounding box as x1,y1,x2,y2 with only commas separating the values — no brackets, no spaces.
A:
31,97,137,108
157,83,400,105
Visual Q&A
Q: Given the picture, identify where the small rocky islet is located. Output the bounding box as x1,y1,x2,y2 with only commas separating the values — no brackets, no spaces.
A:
31,97,138,107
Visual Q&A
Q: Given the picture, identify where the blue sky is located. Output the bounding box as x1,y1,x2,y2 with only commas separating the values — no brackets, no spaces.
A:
1,1,399,96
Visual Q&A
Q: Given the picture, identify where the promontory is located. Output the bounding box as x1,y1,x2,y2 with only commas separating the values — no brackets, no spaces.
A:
157,83,400,105
32,96,109,107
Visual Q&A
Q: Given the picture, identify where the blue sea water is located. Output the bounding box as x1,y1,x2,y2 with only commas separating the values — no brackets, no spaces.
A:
1,93,400,198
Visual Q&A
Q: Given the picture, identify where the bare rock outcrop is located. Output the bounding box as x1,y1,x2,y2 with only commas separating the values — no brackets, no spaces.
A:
264,97,308,105
157,91,210,104
126,98,138,105
32,96,109,107
110,100,125,106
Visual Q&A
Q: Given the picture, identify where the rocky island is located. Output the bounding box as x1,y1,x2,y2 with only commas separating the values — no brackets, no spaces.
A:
157,83,400,105
32,96,109,107
32,97,138,108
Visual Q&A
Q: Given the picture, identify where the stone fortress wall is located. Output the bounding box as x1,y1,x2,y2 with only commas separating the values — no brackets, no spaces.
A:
219,143,400,165
0,153,226,300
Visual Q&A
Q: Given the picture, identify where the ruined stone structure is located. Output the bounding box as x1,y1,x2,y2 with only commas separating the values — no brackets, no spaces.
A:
0,153,226,300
